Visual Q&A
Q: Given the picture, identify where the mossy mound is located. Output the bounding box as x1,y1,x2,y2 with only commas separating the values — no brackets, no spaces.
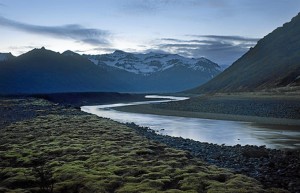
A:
0,97,287,192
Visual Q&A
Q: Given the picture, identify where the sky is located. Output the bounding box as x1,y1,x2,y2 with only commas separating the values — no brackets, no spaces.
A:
0,0,299,65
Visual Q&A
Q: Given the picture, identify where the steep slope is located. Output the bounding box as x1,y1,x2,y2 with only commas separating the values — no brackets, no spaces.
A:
0,47,126,94
189,12,300,93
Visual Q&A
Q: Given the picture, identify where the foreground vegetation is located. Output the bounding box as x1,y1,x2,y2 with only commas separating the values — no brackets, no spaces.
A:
0,97,287,192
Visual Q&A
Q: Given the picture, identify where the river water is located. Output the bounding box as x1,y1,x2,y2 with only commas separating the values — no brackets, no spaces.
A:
81,95,300,149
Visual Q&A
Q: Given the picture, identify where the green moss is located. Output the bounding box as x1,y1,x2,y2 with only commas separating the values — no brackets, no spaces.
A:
115,182,156,193
0,98,284,193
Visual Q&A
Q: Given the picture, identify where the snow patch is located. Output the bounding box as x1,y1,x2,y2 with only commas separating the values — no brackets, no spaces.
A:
88,58,98,65
85,51,221,75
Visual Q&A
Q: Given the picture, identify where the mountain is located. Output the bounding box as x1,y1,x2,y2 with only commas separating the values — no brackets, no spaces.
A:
0,52,15,62
0,47,126,94
83,51,221,92
189,12,300,93
0,48,221,94
84,50,220,76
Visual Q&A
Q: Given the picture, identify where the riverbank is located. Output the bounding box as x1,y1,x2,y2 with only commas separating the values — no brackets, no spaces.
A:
1,96,284,193
115,93,300,126
30,92,157,107
125,122,300,193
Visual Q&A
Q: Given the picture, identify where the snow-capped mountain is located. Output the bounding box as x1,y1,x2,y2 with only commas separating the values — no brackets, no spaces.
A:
83,50,221,76
0,53,15,62
0,48,222,94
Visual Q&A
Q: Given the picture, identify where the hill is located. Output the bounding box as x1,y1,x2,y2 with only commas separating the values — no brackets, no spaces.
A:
0,47,125,94
189,12,300,93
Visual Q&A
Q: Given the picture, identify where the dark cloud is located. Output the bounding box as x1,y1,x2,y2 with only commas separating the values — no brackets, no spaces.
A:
188,35,260,42
143,48,170,54
160,38,186,42
154,35,259,65
0,16,110,46
92,47,119,53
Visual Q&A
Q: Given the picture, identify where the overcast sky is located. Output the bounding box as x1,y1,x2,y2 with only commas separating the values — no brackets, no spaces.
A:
0,0,299,65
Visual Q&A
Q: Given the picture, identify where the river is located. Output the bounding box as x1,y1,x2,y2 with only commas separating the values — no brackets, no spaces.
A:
81,95,300,149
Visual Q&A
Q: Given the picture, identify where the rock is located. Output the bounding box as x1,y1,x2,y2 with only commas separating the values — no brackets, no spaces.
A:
124,122,300,192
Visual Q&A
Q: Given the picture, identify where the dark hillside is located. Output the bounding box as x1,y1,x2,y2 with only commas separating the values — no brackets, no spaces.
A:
0,47,126,94
189,12,300,93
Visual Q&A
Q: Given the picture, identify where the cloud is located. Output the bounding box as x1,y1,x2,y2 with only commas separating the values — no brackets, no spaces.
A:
188,35,260,42
91,47,119,53
152,35,259,65
0,16,111,46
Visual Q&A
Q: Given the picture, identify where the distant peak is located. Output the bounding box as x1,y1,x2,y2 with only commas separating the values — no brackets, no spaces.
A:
32,47,48,52
113,50,126,54
62,50,78,56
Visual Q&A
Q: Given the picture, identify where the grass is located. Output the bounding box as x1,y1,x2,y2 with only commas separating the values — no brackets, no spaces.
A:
0,97,288,192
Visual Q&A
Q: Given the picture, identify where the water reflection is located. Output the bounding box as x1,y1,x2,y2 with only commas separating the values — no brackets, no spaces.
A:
81,96,300,149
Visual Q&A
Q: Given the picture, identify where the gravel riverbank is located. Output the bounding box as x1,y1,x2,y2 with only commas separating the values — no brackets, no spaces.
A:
125,122,300,193
155,94,300,120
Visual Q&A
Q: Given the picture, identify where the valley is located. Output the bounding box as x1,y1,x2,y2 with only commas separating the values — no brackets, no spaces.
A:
0,5,300,193
83,94,300,148
115,90,300,124
1,96,298,193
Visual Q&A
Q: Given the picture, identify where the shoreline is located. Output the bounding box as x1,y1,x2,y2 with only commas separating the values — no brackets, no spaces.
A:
124,122,300,192
83,97,300,191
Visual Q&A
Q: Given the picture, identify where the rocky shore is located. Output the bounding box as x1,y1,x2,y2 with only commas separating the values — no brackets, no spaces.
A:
125,122,300,193
155,94,300,120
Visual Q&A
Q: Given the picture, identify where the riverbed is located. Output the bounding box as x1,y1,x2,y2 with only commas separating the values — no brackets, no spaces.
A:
81,95,300,149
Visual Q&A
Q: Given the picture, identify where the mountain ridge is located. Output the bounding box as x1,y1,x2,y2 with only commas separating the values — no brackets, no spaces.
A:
0,47,127,94
83,50,220,76
0,48,221,94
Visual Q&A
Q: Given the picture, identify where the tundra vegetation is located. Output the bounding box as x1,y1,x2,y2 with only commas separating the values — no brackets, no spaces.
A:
0,97,286,193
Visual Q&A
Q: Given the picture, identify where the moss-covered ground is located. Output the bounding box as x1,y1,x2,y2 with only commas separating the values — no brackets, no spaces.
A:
0,97,287,192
